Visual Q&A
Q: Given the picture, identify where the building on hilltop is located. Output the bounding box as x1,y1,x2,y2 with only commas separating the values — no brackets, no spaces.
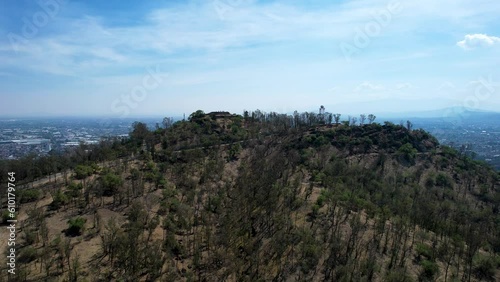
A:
207,111,234,119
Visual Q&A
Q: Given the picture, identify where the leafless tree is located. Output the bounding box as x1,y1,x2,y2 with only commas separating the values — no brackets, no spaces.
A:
359,114,366,125
368,114,376,124
406,120,413,131
162,117,174,129
326,113,333,124
333,114,341,125
319,105,326,124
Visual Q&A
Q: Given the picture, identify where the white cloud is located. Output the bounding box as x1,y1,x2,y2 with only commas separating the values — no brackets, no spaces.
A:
457,34,500,50
2,0,500,77
2,0,500,116
355,82,385,92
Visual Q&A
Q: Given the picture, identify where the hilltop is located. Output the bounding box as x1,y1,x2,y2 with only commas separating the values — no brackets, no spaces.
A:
0,110,499,281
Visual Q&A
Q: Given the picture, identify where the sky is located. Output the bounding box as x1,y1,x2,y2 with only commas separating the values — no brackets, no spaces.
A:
0,0,499,118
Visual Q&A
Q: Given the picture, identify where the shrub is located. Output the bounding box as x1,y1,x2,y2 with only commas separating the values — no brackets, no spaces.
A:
316,194,326,207
101,172,123,196
397,143,417,163
473,255,496,281
313,172,326,183
1,210,15,224
66,217,87,236
144,171,156,182
435,173,452,188
415,243,434,261
66,182,82,199
74,164,93,180
228,143,242,160
50,189,69,210
441,145,458,158
18,246,37,263
420,260,439,280
300,234,320,274
361,137,373,152
24,230,37,245
424,176,435,189
313,135,329,147
310,204,320,220
19,189,41,203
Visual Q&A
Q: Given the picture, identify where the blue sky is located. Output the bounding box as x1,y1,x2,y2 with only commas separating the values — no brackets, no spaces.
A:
0,0,499,117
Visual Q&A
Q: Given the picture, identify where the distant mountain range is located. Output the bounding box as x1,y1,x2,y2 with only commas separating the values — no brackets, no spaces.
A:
317,97,499,121
285,104,500,123
378,107,500,120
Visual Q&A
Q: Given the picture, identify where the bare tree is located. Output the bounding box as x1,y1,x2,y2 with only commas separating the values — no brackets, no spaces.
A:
359,114,366,125
406,120,413,131
162,117,174,129
368,114,376,124
319,105,326,124
333,114,341,125
326,113,333,125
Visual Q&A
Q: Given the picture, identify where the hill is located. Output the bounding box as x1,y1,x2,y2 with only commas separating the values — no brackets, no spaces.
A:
1,110,499,281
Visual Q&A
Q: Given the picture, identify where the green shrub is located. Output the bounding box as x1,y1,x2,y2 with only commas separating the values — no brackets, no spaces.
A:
316,194,326,207
228,143,242,160
101,172,123,196
424,176,435,189
144,171,156,182
313,135,329,147
415,243,434,260
314,172,326,183
19,189,41,203
1,210,15,224
66,182,82,199
74,164,93,180
420,260,439,280
66,217,87,236
50,189,69,210
435,173,452,188
441,145,458,158
397,143,417,163
18,246,37,263
300,235,320,274
473,255,496,281
24,230,37,245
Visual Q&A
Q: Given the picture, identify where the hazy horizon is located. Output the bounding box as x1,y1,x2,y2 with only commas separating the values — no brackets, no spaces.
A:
1,106,499,121
1,0,499,117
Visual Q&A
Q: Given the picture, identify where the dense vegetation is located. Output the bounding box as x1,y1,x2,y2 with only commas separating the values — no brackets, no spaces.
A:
1,109,499,281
